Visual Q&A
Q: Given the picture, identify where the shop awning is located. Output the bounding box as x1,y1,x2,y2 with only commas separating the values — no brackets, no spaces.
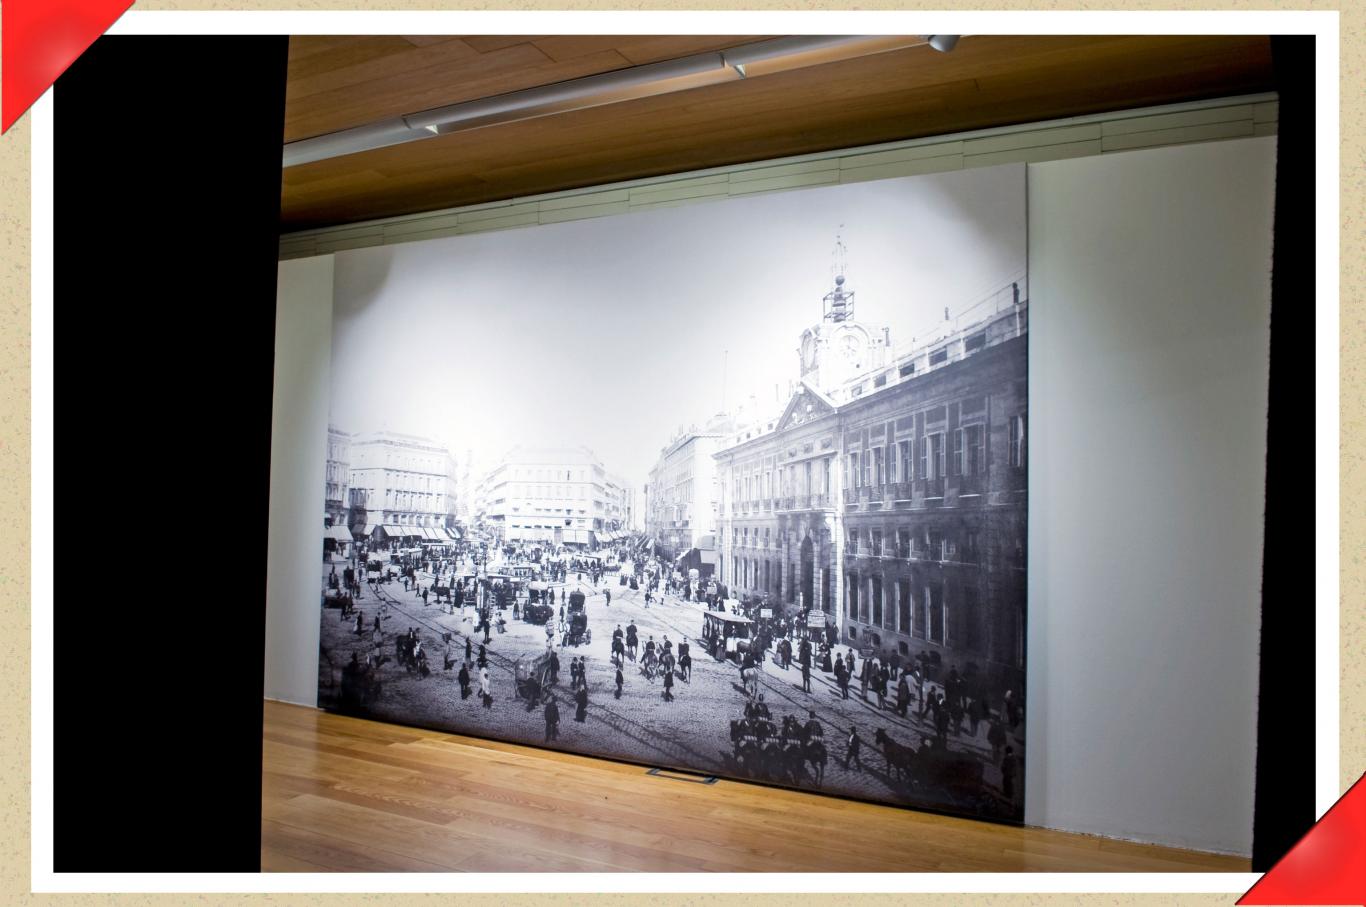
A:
445,528,462,540
323,525,351,542
359,524,376,536
381,525,404,537
422,528,441,540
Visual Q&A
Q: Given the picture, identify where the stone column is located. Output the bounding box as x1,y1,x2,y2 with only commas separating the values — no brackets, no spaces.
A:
831,441,847,639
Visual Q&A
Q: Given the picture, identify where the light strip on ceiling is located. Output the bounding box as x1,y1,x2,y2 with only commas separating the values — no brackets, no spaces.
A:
283,34,955,168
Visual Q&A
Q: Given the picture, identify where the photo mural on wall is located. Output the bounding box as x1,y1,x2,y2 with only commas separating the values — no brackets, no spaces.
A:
317,162,1028,823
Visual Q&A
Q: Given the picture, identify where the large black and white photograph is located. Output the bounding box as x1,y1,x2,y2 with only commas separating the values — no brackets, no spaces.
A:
316,162,1028,822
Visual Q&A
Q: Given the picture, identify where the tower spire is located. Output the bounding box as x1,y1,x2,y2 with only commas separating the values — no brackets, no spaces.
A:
822,228,854,322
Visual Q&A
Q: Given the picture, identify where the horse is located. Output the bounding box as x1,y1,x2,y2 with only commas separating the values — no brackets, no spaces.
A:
873,728,918,784
804,739,828,785
760,741,786,780
781,740,808,784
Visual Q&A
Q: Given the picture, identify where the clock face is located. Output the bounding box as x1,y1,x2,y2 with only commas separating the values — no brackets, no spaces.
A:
840,333,862,362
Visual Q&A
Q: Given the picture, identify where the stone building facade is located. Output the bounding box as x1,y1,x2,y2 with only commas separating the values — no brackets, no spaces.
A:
715,271,1027,692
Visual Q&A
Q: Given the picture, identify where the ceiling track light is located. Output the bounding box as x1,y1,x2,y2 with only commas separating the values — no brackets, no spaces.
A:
921,35,961,53
283,34,951,168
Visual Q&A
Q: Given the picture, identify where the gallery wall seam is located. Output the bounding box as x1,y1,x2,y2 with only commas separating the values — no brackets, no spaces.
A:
279,92,1278,261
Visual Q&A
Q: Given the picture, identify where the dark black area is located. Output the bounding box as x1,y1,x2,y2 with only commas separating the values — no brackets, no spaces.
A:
1251,35,1317,874
53,36,287,871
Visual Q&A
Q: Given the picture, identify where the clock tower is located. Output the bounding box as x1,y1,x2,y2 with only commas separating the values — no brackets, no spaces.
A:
798,237,890,394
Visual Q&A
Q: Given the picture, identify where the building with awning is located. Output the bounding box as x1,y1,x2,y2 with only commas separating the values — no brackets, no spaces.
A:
323,524,352,550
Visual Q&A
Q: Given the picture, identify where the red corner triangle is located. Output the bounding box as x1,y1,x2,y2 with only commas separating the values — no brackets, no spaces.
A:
2,0,135,133
1239,773,1366,906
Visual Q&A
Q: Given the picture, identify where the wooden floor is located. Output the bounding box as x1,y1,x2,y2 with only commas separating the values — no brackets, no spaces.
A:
262,700,1248,873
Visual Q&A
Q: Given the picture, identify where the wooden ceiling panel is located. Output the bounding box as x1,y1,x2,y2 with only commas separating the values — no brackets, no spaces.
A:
281,35,1276,231
285,34,762,142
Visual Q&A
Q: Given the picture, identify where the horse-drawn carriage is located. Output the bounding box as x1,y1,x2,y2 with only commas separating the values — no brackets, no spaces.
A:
701,610,754,663
514,652,554,705
523,601,553,625
564,590,591,646
322,587,353,612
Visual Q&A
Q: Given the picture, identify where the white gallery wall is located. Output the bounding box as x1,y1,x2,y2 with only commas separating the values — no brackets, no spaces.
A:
264,254,334,705
1024,136,1275,854
263,135,1276,854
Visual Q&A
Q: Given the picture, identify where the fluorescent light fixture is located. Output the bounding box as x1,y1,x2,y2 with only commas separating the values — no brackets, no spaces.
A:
283,35,943,168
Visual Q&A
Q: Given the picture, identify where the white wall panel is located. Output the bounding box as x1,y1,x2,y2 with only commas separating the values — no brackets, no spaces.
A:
1024,137,1276,855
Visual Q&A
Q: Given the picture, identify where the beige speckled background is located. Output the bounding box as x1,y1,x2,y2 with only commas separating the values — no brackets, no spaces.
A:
1,1,1358,903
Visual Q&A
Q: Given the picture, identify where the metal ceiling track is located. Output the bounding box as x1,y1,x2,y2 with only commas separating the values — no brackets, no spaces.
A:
282,35,954,168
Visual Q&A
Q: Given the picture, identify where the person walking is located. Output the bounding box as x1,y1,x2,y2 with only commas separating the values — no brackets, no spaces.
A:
574,683,589,722
1000,746,1018,800
834,654,849,700
662,666,674,702
458,662,471,699
604,588,611,606
465,636,472,663
678,637,692,683
550,650,560,685
801,657,812,693
843,726,863,771
479,666,492,708
896,674,911,717
614,665,624,699
987,719,1007,764
544,696,560,742
934,693,950,744
859,656,871,700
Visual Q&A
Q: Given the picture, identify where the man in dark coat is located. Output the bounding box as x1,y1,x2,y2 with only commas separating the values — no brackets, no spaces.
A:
801,657,812,693
803,710,823,743
544,697,560,742
934,693,951,744
843,726,863,771
834,655,849,700
662,667,674,702
1000,746,1018,799
550,650,560,684
614,666,624,699
574,684,589,722
458,662,471,699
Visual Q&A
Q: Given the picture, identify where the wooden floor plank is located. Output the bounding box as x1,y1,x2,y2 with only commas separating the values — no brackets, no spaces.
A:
261,700,1249,873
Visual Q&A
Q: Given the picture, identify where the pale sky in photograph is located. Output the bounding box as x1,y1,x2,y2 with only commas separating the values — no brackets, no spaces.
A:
329,163,1026,493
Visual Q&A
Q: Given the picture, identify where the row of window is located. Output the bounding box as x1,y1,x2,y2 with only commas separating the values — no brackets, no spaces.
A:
724,414,1026,507
845,526,982,564
845,573,1023,667
844,415,1025,491
511,484,592,500
512,468,589,482
733,457,833,505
